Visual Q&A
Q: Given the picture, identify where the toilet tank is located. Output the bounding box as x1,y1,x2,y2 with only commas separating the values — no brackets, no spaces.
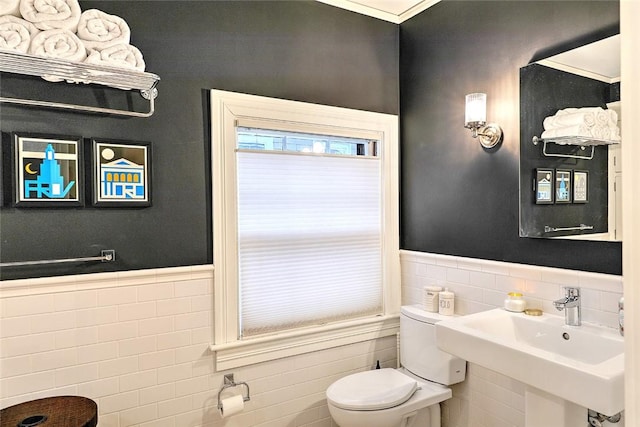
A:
400,305,466,385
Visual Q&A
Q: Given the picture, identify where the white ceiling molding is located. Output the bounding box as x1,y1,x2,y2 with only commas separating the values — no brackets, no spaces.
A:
537,34,620,84
317,0,440,24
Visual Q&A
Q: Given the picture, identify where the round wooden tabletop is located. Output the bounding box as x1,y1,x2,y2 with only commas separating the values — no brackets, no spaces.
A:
0,396,97,427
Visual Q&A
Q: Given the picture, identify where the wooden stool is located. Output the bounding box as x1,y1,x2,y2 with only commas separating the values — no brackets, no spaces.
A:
0,396,97,427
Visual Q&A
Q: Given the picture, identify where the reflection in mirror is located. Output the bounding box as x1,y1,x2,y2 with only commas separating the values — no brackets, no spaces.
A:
519,34,621,241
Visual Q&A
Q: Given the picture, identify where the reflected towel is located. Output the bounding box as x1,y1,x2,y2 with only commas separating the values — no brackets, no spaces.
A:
0,0,20,16
20,0,81,31
543,111,596,130
541,124,621,141
76,9,130,50
85,43,144,72
595,109,618,127
555,107,603,115
541,124,591,139
0,15,38,52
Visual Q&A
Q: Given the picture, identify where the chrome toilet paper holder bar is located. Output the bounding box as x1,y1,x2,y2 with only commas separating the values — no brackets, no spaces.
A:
217,373,250,410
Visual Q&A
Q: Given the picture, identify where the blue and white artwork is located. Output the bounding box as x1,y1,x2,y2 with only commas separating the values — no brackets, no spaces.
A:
14,134,82,206
555,170,572,203
93,140,151,206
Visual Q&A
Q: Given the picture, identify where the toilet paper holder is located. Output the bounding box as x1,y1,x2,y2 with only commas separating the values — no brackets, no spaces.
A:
217,373,251,410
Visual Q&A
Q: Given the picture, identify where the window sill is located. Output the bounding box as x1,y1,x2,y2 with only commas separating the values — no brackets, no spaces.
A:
209,314,400,370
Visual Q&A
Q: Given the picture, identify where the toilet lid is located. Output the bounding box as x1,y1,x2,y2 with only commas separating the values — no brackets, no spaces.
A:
326,368,418,411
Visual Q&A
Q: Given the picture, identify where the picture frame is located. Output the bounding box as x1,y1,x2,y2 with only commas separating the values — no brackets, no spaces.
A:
535,168,554,204
555,169,572,204
0,134,4,207
90,138,152,207
12,132,83,207
573,170,589,203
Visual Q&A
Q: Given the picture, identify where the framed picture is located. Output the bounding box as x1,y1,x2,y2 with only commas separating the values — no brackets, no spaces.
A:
555,169,572,204
0,134,4,207
573,170,588,203
90,139,152,207
12,132,83,207
535,168,554,204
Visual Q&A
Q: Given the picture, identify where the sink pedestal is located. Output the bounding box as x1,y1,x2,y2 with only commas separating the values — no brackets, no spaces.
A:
525,387,585,427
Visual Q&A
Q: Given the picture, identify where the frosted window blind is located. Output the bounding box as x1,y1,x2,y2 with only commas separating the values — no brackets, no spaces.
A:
236,150,383,337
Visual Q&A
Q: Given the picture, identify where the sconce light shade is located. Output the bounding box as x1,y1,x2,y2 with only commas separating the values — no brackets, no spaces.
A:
465,93,487,126
464,92,503,149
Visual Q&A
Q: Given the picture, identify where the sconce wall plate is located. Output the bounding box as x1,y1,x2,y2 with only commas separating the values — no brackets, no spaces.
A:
475,123,503,148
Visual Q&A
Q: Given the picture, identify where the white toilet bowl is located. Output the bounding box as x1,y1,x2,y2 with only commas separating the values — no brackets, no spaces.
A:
326,368,451,427
325,305,467,427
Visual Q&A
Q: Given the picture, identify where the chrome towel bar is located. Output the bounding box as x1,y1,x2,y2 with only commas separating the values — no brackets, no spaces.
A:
0,250,115,268
0,93,156,118
0,50,160,117
544,224,594,233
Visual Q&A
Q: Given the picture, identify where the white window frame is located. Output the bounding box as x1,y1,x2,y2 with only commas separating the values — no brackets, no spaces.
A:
209,90,400,370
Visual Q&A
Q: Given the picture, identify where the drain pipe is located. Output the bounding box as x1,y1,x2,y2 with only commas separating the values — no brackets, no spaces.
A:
588,409,622,426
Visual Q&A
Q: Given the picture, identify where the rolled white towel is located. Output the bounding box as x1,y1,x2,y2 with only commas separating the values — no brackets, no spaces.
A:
20,0,81,31
29,28,86,82
29,28,86,60
0,0,21,16
0,15,38,52
85,43,145,72
76,9,130,50
543,111,596,130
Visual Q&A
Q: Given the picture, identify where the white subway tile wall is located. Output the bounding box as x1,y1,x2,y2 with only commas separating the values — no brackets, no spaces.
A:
400,250,623,427
0,266,396,427
1,252,623,427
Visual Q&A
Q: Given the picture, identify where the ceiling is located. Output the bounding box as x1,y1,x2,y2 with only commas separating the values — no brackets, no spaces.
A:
321,1,620,83
317,0,439,23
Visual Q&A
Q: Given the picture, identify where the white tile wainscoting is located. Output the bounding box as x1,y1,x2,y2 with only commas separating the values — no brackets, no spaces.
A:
400,250,624,427
0,252,623,427
0,266,397,427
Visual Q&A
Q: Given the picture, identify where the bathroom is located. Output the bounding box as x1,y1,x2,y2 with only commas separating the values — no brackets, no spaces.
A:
0,0,639,426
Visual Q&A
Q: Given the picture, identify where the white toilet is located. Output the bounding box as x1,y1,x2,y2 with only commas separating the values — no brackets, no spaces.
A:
326,305,466,427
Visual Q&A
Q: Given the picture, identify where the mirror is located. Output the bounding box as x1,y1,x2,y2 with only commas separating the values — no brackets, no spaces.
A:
519,34,621,241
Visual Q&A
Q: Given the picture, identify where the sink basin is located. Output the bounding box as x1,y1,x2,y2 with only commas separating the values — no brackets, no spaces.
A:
436,308,624,416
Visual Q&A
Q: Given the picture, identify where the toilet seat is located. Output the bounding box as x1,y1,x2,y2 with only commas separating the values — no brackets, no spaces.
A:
326,368,418,411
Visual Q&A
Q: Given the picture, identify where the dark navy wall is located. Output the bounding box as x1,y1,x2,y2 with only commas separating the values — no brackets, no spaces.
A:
399,0,621,274
1,0,623,280
0,1,399,280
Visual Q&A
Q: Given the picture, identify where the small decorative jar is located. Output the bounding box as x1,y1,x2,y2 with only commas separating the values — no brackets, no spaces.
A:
438,288,455,316
423,286,442,312
504,292,526,312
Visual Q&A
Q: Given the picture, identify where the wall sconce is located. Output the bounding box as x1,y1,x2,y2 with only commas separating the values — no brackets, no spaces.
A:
464,93,503,148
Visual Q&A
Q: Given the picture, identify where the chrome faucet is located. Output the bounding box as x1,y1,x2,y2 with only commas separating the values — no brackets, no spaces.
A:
553,287,581,326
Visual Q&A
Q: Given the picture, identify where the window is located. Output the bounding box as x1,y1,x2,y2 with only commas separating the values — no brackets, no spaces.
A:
209,90,400,370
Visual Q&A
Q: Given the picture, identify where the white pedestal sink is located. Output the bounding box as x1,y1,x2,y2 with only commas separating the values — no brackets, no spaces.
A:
435,308,624,424
525,387,586,427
